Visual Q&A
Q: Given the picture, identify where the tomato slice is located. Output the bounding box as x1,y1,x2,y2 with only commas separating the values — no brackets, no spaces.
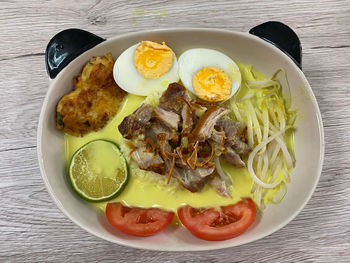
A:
106,202,175,237
177,198,256,241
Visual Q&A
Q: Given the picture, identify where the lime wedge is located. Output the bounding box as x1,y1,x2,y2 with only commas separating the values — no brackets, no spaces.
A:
69,140,128,202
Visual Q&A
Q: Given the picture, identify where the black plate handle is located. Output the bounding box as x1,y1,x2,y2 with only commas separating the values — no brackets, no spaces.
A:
249,21,302,69
45,29,105,79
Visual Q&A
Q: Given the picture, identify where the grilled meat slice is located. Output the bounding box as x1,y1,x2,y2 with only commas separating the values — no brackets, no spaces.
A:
169,164,214,192
192,106,230,141
181,104,194,133
159,82,190,113
118,115,144,139
154,107,180,130
210,129,226,156
211,129,225,146
215,116,250,155
145,120,177,142
134,104,153,124
131,147,164,170
195,166,216,178
227,136,251,155
216,116,240,139
210,176,231,197
223,147,246,168
118,104,153,139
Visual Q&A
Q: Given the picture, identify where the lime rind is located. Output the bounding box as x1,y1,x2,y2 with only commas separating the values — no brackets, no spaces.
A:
68,139,129,202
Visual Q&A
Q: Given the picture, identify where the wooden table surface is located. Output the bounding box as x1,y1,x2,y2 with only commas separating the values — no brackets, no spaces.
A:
1,0,349,262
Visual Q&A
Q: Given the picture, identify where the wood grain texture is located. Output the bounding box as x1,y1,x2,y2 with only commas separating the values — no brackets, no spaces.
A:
0,0,349,262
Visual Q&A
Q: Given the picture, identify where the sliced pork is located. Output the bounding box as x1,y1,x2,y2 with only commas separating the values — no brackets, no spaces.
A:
158,82,190,113
216,116,240,139
210,176,231,197
145,120,177,141
195,166,216,178
118,104,153,139
228,136,251,155
131,147,164,170
154,107,180,130
223,148,246,168
192,106,230,141
181,104,194,133
211,129,226,145
134,104,153,124
170,164,214,192
118,115,144,139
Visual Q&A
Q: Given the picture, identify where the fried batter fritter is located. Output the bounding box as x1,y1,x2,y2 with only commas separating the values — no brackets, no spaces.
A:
56,53,126,136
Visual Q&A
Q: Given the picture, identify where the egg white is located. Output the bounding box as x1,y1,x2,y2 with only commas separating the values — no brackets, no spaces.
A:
113,43,179,96
178,48,241,100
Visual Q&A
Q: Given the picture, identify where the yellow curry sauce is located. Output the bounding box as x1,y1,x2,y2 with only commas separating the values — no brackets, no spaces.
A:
64,62,294,212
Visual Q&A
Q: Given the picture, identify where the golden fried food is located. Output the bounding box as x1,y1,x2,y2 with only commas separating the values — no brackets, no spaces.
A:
56,53,126,136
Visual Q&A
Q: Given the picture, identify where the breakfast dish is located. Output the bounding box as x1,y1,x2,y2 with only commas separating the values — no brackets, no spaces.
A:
58,40,295,241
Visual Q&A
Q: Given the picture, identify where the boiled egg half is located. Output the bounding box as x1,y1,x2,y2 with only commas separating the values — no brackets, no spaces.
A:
178,48,241,102
113,41,179,96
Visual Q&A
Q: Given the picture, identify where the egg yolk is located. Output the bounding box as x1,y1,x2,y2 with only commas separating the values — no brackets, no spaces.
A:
134,41,173,79
192,66,232,102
